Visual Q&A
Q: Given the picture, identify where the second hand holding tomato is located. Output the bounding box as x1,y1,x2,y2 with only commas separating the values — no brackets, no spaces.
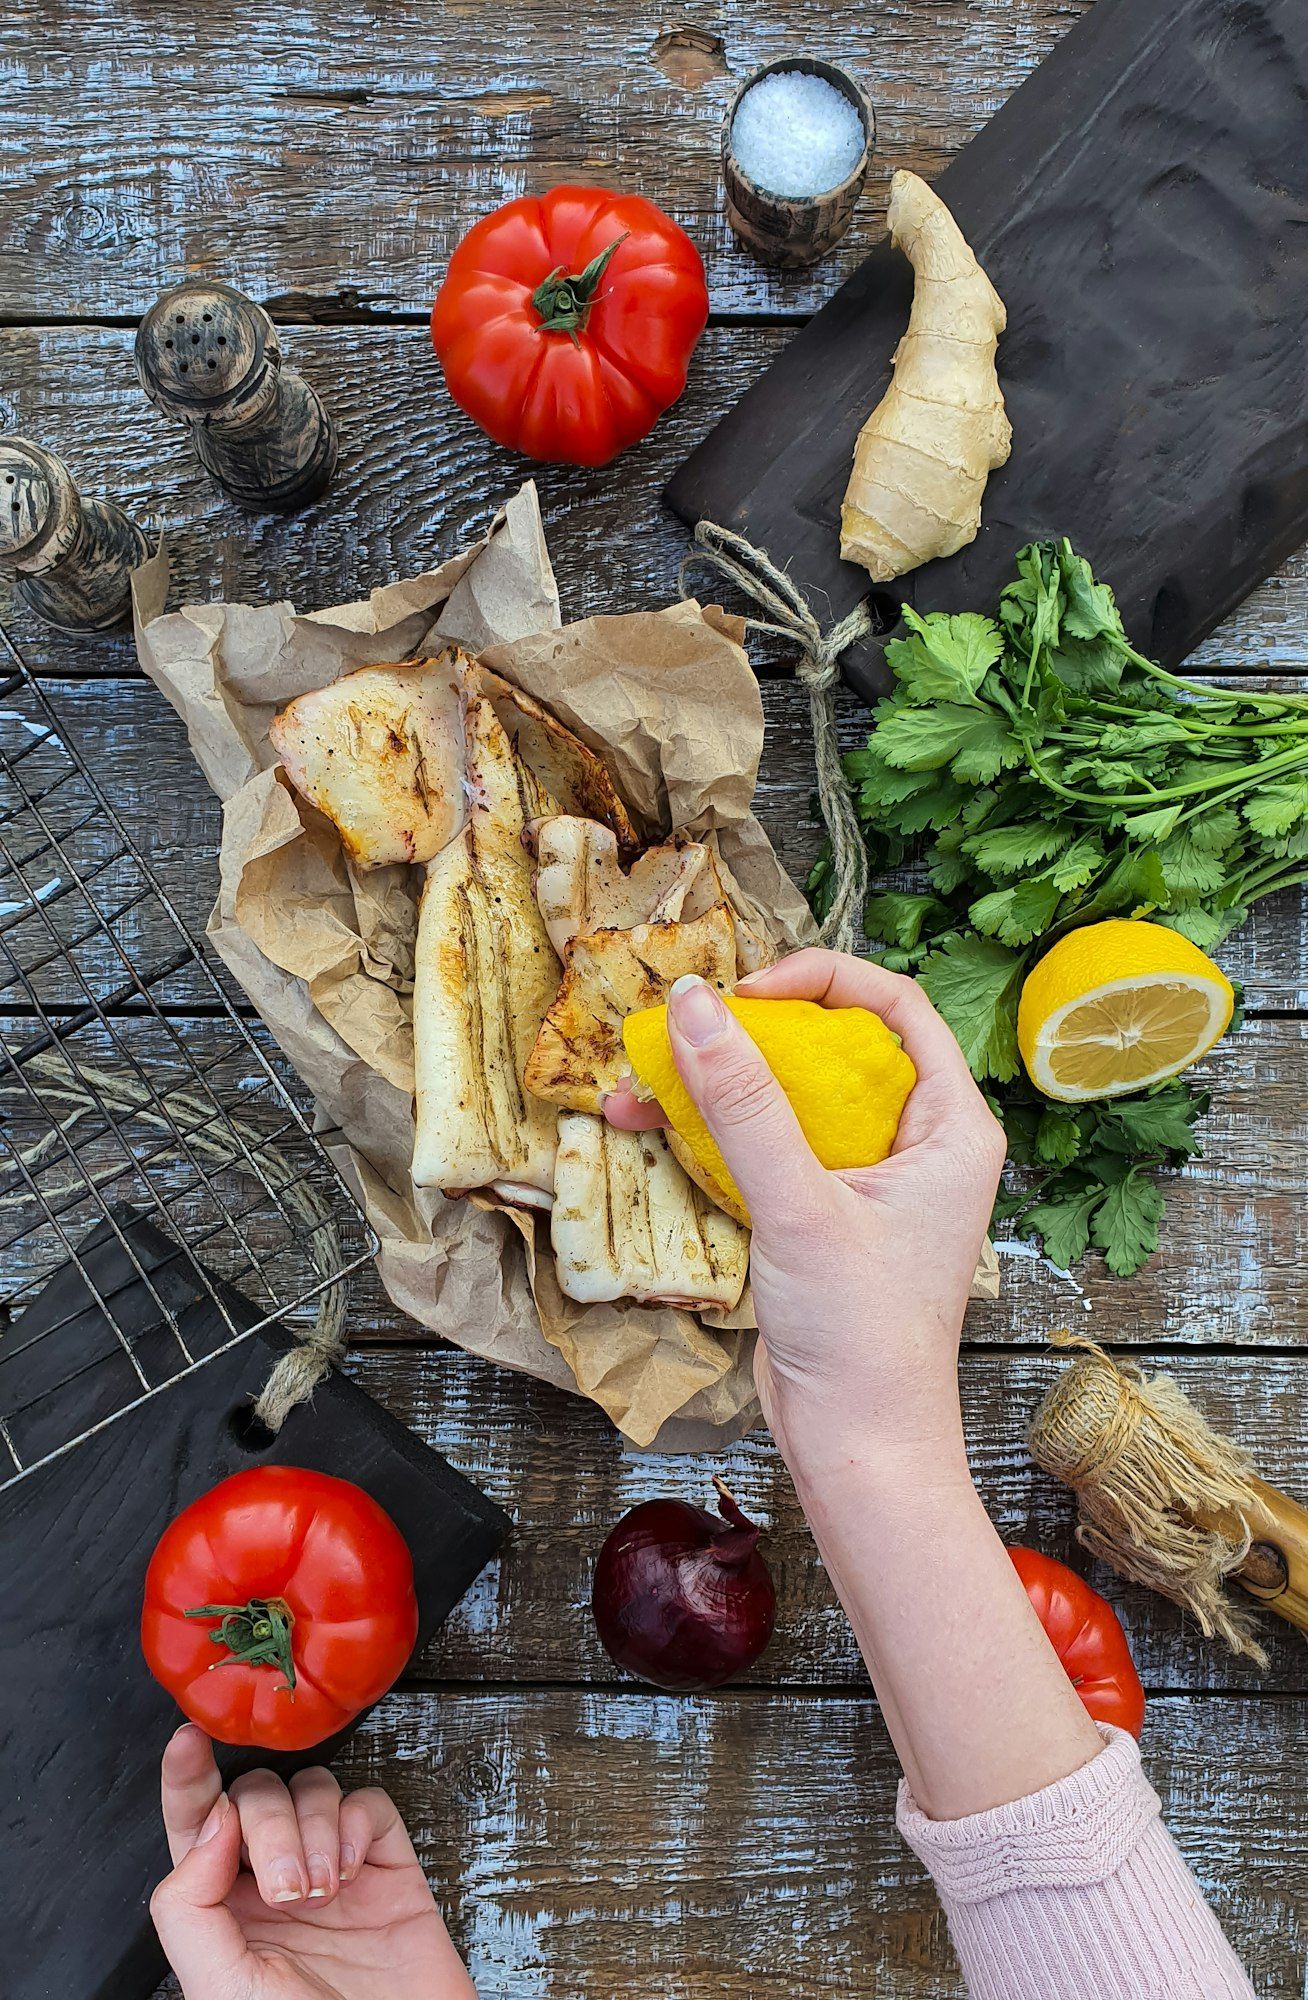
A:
431,185,709,467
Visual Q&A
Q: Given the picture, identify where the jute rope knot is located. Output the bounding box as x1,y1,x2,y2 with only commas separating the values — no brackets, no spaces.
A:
1030,1332,1269,1666
679,521,874,956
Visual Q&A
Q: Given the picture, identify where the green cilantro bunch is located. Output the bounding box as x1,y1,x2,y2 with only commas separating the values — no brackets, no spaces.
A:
811,538,1307,1275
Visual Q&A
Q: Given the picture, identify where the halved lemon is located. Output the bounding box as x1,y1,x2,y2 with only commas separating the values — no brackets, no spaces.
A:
1017,919,1234,1102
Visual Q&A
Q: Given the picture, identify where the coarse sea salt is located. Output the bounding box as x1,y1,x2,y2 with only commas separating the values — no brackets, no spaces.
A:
731,70,865,200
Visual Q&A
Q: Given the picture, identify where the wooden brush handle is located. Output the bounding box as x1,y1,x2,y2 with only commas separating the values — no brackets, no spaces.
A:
1234,1480,1308,1633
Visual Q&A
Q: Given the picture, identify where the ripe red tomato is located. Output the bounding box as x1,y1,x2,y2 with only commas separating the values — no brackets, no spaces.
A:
141,1466,418,1751
1011,1546,1145,1736
431,184,709,467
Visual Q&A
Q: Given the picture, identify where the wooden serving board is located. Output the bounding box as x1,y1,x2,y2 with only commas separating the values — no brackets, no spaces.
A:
0,1215,509,2000
667,0,1308,703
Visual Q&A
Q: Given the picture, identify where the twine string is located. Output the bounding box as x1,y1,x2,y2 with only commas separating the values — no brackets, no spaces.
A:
0,1049,346,1430
679,520,873,955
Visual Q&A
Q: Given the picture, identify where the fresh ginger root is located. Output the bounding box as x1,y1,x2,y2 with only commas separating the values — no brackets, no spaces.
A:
840,171,1011,583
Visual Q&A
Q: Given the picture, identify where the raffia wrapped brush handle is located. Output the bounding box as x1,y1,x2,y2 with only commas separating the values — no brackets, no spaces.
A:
1029,1335,1308,1666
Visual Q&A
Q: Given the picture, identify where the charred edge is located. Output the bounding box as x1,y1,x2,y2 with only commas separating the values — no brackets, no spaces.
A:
599,1119,620,1271
470,843,530,1146
451,877,497,1164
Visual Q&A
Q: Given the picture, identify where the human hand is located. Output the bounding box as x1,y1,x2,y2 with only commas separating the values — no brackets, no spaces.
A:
150,1724,477,2000
605,949,1005,1480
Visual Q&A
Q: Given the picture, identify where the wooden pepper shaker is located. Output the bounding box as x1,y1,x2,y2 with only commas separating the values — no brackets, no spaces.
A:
0,435,150,632
135,280,338,512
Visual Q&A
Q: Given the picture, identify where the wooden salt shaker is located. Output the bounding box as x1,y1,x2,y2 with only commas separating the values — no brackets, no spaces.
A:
135,280,338,512
0,436,150,632
722,60,875,270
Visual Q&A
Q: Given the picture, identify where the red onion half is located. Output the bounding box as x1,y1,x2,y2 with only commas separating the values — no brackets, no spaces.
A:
591,1477,777,1691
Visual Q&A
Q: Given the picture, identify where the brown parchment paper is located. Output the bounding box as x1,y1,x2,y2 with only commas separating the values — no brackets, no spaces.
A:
133,482,996,1451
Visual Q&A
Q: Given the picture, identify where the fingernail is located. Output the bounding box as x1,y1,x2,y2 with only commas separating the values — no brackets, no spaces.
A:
271,1864,305,1904
340,1842,359,1879
306,1853,334,1899
196,1795,228,1846
669,974,727,1048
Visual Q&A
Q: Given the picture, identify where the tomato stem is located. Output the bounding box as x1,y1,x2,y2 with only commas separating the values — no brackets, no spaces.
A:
185,1597,297,1695
532,232,629,343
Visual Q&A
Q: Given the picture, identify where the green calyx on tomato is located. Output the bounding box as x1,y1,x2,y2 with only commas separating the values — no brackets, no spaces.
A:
185,1596,297,1695
531,232,629,342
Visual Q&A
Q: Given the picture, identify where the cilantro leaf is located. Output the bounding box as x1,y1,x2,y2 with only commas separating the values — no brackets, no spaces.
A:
917,933,1025,1082
1156,830,1231,901
1045,635,1124,697
1074,848,1169,923
1244,779,1308,840
875,702,1023,784
1189,807,1244,856
963,821,1070,878
1048,835,1106,892
886,608,1004,702
1156,904,1247,950
1057,540,1124,642
863,890,952,952
1020,1184,1104,1270
968,877,1064,947
1094,1086,1207,1159
1092,1170,1166,1276
1120,805,1182,843
1035,1107,1085,1167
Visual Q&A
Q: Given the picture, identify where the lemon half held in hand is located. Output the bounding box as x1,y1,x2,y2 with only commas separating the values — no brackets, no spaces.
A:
1017,920,1234,1103
622,995,917,1226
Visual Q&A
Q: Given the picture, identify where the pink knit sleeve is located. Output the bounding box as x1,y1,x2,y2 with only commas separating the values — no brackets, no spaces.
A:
896,1726,1255,2000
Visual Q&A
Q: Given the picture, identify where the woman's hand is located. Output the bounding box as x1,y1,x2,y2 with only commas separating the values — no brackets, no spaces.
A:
609,948,1104,1819
150,1725,477,2000
605,948,1006,1481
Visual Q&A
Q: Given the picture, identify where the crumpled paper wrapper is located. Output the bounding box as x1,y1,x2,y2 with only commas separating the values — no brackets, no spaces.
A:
134,482,996,1450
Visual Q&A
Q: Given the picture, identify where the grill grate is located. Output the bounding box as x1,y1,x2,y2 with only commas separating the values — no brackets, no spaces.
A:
0,623,376,1488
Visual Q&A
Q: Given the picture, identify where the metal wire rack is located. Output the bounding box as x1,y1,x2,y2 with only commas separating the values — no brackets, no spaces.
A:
0,623,377,1490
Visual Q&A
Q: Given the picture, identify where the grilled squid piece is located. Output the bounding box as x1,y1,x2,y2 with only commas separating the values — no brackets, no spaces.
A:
269,657,467,867
411,695,560,1206
531,817,711,960
525,905,737,1114
551,1113,748,1309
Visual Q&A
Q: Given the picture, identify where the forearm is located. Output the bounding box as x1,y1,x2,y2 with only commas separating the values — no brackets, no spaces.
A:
782,1425,1102,1821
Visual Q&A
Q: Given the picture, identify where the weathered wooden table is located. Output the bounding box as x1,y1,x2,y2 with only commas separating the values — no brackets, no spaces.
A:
3,2,1306,1994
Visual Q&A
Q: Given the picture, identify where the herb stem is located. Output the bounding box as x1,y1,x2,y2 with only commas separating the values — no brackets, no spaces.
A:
1021,735,1308,810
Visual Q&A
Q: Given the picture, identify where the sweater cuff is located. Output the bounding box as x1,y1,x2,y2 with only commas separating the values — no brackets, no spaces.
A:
896,1725,1161,1904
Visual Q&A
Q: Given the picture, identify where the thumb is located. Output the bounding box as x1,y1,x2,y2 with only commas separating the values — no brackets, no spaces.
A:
149,1793,250,1999
666,975,823,1230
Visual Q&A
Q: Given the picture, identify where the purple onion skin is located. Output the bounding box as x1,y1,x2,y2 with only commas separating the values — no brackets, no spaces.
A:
591,1483,777,1692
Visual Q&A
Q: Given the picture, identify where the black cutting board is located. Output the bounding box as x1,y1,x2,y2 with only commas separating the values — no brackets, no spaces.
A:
668,0,1308,703
0,1215,509,2000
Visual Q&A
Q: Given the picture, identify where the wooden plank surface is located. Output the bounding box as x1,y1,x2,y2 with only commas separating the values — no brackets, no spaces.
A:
153,1690,1306,1999
2,997,1306,1351
1,0,1095,322
3,326,1307,681
339,1345,1308,1696
5,674,1307,1007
